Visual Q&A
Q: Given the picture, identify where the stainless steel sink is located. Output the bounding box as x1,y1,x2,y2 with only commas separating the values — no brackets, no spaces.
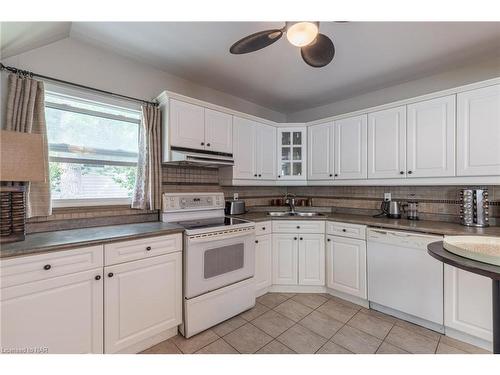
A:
267,211,324,217
267,211,294,216
295,212,324,217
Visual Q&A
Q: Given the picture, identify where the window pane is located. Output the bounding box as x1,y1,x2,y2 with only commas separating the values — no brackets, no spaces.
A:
46,107,139,163
292,163,302,176
50,162,136,199
281,162,291,176
281,147,291,161
293,132,302,145
281,132,290,145
292,147,302,160
45,92,141,203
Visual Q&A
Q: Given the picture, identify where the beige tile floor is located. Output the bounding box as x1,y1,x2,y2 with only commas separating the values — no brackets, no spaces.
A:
141,293,491,355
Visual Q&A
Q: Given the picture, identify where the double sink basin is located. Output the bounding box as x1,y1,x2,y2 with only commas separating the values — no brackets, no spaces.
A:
267,211,325,217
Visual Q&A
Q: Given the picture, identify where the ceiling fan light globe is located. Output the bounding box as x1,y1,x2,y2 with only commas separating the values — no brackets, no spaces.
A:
286,22,319,47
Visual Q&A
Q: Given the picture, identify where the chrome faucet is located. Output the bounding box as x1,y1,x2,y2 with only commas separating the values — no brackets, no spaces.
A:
284,193,297,214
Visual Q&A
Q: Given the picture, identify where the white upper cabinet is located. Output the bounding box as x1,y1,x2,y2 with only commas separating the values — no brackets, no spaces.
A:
169,99,205,150
256,123,277,180
368,106,407,179
277,127,307,180
232,117,276,180
457,84,500,176
308,122,334,180
169,99,233,153
407,95,456,178
204,108,233,153
334,115,368,179
232,117,257,179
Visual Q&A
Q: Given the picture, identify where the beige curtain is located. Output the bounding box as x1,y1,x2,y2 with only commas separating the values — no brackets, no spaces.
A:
132,105,162,210
5,73,51,218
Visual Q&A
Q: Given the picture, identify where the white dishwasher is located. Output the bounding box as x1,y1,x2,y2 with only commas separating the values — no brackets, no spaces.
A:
367,228,444,328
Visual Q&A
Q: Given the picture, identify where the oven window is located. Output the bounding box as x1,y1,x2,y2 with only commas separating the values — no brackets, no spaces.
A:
204,244,244,279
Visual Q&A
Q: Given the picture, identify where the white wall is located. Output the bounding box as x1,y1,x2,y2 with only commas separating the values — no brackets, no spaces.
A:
0,37,286,123
287,56,500,122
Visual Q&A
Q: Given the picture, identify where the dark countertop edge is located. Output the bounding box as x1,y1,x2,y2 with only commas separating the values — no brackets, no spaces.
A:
1,224,184,260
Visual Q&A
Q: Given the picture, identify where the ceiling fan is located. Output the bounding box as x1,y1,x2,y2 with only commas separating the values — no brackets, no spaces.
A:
229,22,335,68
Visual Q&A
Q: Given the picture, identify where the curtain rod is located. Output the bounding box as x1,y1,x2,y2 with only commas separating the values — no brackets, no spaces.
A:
0,63,159,107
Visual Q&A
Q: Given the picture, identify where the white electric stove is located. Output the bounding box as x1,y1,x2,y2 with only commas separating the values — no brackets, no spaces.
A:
161,192,256,338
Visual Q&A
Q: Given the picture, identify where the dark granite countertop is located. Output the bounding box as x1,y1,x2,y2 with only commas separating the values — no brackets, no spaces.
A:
232,211,500,237
0,222,184,259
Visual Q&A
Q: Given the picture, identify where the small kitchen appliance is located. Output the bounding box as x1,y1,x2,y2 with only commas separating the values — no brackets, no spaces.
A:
374,200,402,219
225,199,246,215
459,188,489,227
162,192,256,338
406,194,419,221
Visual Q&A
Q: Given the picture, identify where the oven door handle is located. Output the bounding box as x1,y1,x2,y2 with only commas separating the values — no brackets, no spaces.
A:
186,228,255,243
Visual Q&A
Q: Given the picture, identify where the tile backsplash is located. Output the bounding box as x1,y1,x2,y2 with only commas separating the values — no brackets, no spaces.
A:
222,184,500,225
26,163,499,233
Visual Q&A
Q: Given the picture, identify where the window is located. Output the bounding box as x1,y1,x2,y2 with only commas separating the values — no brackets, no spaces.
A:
45,91,142,207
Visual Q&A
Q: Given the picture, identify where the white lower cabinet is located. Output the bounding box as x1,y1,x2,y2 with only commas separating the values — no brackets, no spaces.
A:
1,268,104,354
444,264,492,343
272,229,325,287
298,234,325,286
272,234,299,285
326,235,367,299
104,252,182,353
254,234,272,294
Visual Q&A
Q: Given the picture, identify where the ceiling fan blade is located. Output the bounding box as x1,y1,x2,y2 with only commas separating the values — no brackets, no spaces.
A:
230,29,283,54
300,33,335,68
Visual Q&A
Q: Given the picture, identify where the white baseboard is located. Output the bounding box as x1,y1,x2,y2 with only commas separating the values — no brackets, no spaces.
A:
115,326,178,354
444,327,493,352
369,302,444,334
326,288,369,308
269,285,327,294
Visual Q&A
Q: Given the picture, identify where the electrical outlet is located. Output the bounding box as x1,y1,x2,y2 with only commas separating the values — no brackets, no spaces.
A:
384,192,391,201
233,193,239,200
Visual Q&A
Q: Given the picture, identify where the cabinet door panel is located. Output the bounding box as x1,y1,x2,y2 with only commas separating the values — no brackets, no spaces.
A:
256,123,277,180
205,108,233,154
334,115,368,179
272,234,298,285
326,236,366,299
368,106,406,179
457,85,500,176
255,234,272,293
104,253,182,353
444,264,492,342
1,269,103,354
278,128,307,180
298,234,325,286
233,117,257,179
308,122,334,180
169,99,205,149
407,96,455,177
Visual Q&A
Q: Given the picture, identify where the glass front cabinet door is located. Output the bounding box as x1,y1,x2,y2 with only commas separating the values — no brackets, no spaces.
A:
277,127,307,180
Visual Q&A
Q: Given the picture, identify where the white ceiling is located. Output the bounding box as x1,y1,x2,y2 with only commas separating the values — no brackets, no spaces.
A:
1,22,71,59
2,22,500,114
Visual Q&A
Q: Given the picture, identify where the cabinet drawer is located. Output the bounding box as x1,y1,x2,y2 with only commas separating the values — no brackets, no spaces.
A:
272,220,325,234
104,233,182,266
1,245,103,288
326,221,366,239
256,221,272,236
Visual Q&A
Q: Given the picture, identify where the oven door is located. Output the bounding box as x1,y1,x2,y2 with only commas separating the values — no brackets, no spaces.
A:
184,227,255,299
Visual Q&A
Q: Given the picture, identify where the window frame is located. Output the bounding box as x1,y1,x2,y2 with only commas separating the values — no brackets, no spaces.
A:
45,85,142,208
